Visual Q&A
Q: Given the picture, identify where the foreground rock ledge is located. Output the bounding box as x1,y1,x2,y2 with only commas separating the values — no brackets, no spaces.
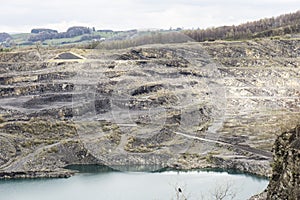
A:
266,125,300,200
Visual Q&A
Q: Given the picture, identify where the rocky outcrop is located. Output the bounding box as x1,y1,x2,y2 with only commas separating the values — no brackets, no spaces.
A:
250,192,268,200
267,126,300,200
208,155,271,177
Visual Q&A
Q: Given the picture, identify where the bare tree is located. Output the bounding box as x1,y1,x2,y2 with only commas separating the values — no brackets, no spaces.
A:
171,181,237,200
211,182,237,200
34,41,43,61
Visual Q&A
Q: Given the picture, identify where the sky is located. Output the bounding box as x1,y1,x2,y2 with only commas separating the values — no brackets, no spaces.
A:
0,0,299,33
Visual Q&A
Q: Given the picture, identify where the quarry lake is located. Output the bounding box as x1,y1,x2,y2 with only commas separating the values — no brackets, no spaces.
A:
0,166,268,200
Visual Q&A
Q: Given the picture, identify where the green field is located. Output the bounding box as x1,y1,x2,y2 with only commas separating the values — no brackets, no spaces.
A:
10,31,123,46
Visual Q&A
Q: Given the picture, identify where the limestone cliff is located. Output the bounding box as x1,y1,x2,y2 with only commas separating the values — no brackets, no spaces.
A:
267,126,300,200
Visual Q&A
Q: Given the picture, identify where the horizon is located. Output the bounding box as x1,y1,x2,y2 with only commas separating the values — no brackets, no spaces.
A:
1,0,300,33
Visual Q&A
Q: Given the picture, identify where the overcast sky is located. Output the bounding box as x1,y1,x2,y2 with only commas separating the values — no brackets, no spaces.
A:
1,0,299,33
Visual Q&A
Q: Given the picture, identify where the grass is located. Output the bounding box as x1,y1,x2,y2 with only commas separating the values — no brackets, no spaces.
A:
124,136,159,153
10,33,31,44
35,32,120,46
92,31,117,38
11,33,30,39
43,35,86,45
21,139,57,148
48,146,59,153
9,32,117,46
8,30,139,47
1,119,77,141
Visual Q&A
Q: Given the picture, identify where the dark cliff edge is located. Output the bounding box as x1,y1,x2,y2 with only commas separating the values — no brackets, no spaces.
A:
250,125,300,200
266,125,300,200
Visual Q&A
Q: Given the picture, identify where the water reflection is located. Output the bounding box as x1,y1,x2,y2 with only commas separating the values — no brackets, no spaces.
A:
65,164,166,173
0,165,269,200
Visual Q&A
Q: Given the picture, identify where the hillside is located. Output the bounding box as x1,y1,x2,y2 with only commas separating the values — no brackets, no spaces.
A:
0,38,300,179
184,10,300,41
2,28,138,47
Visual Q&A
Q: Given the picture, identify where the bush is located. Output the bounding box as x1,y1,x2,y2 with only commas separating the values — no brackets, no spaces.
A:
0,115,5,123
0,48,11,52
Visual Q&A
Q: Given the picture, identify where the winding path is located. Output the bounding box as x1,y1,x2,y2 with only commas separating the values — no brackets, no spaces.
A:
174,131,272,159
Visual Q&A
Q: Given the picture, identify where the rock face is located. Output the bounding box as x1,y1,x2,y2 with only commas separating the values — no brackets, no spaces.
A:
267,126,300,200
0,39,300,178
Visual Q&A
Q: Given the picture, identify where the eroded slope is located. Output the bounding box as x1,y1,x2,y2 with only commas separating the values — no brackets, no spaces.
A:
0,39,299,178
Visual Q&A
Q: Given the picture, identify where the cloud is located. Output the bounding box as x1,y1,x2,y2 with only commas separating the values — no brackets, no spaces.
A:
0,0,299,32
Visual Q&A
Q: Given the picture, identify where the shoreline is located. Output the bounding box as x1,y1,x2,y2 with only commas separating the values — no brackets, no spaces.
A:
0,159,271,180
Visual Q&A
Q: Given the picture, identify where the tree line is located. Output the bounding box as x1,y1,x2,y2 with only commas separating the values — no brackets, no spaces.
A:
86,31,191,50
183,10,300,42
28,26,92,42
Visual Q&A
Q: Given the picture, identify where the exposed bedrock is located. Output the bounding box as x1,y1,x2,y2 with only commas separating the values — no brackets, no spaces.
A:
0,39,299,178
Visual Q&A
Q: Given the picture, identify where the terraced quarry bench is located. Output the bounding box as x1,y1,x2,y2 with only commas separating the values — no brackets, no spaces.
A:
0,39,299,178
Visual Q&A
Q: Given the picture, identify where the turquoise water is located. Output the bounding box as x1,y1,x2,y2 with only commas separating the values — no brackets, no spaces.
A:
0,166,268,200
